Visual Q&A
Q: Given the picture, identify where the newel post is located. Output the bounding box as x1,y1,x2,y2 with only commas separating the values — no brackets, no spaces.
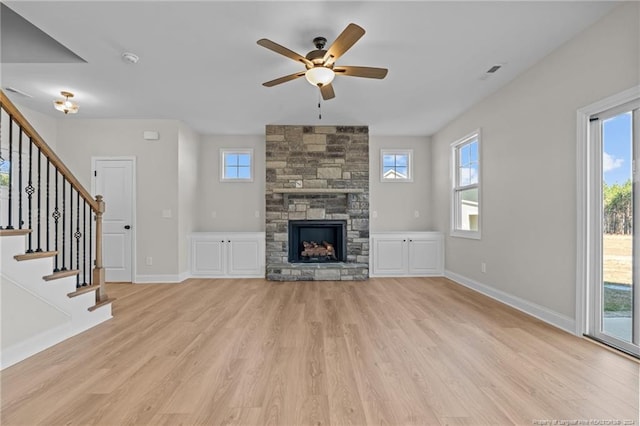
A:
93,195,107,301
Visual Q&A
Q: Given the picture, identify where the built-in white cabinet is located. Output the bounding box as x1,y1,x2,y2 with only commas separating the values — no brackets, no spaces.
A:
189,232,265,278
370,232,444,277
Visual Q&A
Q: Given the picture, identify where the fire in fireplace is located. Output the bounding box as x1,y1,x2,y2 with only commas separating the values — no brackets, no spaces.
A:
288,220,347,263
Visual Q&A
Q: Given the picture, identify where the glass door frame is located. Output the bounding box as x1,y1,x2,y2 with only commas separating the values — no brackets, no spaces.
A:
577,86,640,358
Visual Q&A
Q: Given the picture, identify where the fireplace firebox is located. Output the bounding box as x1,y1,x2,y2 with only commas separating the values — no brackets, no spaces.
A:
288,220,347,263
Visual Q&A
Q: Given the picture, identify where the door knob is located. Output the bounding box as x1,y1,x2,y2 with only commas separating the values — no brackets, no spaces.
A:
124,225,131,229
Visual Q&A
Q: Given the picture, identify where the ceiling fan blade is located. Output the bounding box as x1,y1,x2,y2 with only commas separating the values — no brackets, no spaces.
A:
257,38,313,68
333,66,388,79
322,23,365,66
320,83,335,100
262,71,306,87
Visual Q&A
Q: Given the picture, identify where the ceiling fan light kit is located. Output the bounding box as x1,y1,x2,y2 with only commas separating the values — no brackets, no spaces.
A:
53,91,79,114
258,23,388,101
305,67,335,87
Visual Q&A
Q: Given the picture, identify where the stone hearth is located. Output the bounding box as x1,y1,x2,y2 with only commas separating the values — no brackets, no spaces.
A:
265,125,369,281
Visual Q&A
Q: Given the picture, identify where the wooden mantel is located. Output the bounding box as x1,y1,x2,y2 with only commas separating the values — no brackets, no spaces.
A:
272,188,364,206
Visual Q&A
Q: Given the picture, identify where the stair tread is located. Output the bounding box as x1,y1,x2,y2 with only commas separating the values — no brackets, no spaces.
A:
88,297,115,312
43,270,80,281
0,229,31,236
67,284,98,298
14,251,58,261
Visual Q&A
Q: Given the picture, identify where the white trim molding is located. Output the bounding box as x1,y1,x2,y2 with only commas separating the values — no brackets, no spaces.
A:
576,85,640,337
445,270,576,334
380,149,414,182
220,148,254,182
134,274,184,284
450,129,482,240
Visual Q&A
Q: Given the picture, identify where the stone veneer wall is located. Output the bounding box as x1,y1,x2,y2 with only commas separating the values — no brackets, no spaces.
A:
265,125,369,281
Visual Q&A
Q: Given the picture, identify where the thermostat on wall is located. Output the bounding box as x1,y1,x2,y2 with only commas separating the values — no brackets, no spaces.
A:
143,131,159,140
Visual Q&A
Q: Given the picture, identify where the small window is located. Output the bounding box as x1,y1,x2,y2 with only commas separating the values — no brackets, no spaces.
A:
381,149,413,182
220,149,253,182
451,131,481,239
0,159,10,187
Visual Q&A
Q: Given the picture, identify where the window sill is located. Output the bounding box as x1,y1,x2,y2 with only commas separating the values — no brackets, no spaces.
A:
450,230,481,240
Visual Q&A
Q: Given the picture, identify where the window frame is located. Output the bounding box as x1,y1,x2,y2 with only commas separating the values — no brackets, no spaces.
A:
450,130,481,239
380,149,413,182
220,148,254,182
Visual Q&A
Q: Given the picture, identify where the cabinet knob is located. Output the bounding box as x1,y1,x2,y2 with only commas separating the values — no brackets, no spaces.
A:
228,240,231,243
403,239,406,242
221,240,224,243
409,239,413,242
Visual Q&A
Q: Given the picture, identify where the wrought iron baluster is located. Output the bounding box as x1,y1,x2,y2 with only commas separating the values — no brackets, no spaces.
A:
89,209,93,285
75,191,81,287
35,147,42,252
25,138,34,252
18,130,22,229
6,115,14,229
83,200,87,285
61,179,66,270
69,184,73,272
53,169,60,271
46,159,50,251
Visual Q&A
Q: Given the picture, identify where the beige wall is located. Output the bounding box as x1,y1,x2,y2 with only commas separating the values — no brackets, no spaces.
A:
431,2,640,318
197,135,266,232
56,119,181,277
14,104,58,150
178,123,200,276
369,135,432,231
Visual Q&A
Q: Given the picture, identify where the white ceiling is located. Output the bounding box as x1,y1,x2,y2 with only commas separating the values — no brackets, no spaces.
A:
2,1,617,136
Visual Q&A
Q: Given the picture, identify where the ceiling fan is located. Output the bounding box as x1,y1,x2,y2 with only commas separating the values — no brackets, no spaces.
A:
257,23,388,100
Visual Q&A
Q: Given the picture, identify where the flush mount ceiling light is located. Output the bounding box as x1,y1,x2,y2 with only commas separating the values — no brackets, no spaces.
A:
53,91,79,114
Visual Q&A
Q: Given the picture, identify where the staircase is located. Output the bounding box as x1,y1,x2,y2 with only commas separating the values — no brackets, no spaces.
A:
0,91,113,369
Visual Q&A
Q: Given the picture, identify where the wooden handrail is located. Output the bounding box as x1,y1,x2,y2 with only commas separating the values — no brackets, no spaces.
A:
1,90,107,301
0,91,98,212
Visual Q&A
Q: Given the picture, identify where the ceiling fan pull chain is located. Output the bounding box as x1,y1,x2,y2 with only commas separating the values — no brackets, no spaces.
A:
318,92,322,120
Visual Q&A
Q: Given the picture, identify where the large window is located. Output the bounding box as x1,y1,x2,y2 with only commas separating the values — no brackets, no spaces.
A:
381,149,413,182
451,131,480,238
220,149,253,182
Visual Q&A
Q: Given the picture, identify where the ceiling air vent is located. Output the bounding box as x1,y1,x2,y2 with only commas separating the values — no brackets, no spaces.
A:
4,86,33,98
486,65,502,74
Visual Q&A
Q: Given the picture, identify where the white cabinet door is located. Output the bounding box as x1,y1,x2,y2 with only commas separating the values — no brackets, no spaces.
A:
227,239,261,276
408,238,442,275
372,237,406,276
192,239,225,276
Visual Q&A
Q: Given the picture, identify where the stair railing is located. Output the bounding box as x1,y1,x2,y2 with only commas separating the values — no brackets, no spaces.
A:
0,91,107,302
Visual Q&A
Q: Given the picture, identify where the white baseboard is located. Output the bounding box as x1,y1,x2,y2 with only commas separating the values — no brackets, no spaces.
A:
134,274,183,284
178,271,190,283
444,270,576,335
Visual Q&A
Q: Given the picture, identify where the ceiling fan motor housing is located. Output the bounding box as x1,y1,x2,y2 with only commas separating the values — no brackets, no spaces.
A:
305,48,329,69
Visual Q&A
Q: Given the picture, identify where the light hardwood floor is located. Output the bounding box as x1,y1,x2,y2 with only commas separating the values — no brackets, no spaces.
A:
1,277,638,425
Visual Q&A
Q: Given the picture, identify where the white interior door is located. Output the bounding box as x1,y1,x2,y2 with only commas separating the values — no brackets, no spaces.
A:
93,159,134,282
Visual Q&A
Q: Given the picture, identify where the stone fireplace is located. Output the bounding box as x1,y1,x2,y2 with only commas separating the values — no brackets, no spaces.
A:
265,125,369,281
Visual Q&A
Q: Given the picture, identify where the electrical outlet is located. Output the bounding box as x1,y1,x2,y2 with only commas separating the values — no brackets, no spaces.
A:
414,210,420,218
254,210,260,218
372,211,378,218
481,262,486,273
146,256,153,266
